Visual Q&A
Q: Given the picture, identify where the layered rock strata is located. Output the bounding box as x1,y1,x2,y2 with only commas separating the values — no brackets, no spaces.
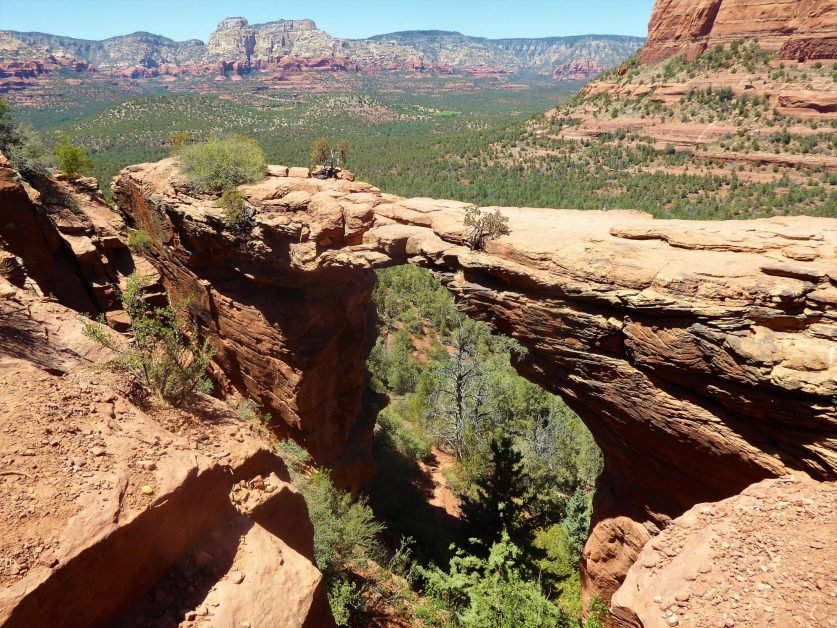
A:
112,163,380,488
114,159,837,612
641,0,837,63
0,156,147,321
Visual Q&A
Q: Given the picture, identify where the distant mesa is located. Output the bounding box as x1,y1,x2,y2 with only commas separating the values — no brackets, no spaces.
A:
0,17,644,90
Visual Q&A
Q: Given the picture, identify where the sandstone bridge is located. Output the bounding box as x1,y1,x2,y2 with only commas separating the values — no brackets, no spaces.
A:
113,159,837,613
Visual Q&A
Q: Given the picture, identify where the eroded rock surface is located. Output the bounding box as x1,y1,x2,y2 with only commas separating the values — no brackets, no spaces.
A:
114,159,837,613
112,161,380,488
0,156,153,324
0,282,332,627
611,477,837,627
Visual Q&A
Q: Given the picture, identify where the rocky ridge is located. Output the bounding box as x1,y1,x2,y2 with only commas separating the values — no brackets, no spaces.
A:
0,18,644,85
611,477,836,627
113,159,837,618
534,0,837,197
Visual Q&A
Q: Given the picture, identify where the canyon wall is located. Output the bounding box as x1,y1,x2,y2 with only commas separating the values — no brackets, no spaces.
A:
641,0,837,62
112,163,380,488
113,160,837,611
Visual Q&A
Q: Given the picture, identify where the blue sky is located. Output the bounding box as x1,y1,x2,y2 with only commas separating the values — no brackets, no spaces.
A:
0,1,655,41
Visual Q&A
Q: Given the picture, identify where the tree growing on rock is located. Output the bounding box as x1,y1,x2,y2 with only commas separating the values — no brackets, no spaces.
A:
310,138,351,178
311,138,330,170
463,206,510,250
55,138,93,181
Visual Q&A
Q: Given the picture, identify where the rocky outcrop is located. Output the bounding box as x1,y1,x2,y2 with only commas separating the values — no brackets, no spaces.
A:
641,0,837,63
0,282,332,627
611,477,837,627
114,159,837,614
0,157,136,317
112,162,380,489
552,59,606,81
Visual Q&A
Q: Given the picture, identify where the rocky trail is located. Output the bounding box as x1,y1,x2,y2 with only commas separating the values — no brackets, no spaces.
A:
418,448,461,520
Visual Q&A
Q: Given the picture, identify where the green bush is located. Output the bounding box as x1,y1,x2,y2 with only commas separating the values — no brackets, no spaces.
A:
55,139,93,181
169,131,192,154
127,228,153,252
177,135,266,192
6,129,51,183
82,273,214,406
277,439,384,625
218,188,247,229
378,407,432,461
417,533,565,627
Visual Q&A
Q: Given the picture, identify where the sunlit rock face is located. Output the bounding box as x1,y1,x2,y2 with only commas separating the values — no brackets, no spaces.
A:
641,0,837,63
114,158,836,611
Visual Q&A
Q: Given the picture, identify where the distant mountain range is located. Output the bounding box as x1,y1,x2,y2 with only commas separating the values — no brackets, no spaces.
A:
0,17,644,81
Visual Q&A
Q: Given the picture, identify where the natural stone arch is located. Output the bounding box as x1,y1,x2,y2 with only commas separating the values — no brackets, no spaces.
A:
114,160,837,606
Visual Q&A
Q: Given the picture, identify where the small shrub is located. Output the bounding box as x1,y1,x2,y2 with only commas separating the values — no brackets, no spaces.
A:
6,130,51,183
311,137,330,169
127,229,153,252
177,135,266,192
218,188,247,229
417,533,565,627
169,131,192,154
82,273,214,406
55,139,93,181
463,206,510,250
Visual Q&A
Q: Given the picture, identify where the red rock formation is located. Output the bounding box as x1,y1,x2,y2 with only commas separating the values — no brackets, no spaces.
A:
0,285,332,627
113,159,837,616
641,0,837,63
0,157,149,322
553,60,606,81
112,162,379,489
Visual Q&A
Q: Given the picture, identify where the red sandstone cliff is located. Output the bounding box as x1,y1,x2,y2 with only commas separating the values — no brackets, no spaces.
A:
641,0,837,63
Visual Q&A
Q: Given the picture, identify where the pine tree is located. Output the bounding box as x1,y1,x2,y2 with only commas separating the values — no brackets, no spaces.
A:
561,487,592,558
461,435,533,550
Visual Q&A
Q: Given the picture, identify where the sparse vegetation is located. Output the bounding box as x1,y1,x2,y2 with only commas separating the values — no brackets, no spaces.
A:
310,137,351,177
82,273,214,406
126,228,153,252
177,135,266,192
168,131,192,154
218,188,248,229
